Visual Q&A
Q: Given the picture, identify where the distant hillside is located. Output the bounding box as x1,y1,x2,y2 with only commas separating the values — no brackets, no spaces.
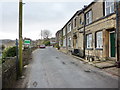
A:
0,39,15,45
0,39,16,49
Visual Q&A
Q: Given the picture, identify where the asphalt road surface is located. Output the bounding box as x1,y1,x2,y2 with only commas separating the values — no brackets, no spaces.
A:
27,47,119,88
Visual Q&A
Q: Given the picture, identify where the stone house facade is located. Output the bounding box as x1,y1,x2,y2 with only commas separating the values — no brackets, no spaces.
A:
56,30,63,47
116,1,120,63
84,0,116,61
56,0,119,62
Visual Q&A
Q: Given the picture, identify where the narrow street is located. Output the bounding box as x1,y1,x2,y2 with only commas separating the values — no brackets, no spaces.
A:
27,47,118,88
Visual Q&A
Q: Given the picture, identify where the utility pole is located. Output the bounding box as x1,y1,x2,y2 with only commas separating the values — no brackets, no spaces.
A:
19,0,23,76
16,39,19,79
41,30,42,40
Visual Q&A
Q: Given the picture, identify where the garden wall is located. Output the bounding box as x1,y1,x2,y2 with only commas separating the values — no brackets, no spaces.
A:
2,48,33,88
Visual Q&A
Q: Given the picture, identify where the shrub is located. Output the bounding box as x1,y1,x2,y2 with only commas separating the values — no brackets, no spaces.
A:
2,46,16,59
43,40,50,46
2,45,5,50
55,43,60,49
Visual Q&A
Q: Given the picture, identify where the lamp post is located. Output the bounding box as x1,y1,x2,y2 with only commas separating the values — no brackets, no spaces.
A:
19,0,23,76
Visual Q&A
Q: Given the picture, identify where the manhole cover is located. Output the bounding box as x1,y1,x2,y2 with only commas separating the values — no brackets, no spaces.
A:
62,62,66,64
33,81,37,87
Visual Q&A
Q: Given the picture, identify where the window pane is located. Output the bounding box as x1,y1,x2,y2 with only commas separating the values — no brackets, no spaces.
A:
106,7,110,15
87,34,92,48
89,11,92,23
85,10,92,25
80,18,82,24
105,0,114,15
63,38,66,46
87,35,89,48
89,34,92,47
111,4,114,13
106,1,109,6
96,31,103,48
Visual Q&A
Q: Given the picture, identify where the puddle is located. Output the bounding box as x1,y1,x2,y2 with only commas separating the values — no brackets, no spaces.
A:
75,64,78,66
56,57,59,59
71,62,75,64
84,69,91,73
70,62,79,67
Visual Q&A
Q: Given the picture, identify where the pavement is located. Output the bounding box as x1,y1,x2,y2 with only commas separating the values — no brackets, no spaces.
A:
71,55,120,77
26,47,119,88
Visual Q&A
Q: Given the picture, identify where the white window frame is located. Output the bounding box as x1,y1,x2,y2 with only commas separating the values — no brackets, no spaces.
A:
105,0,114,16
96,31,103,49
67,23,71,33
59,41,61,46
63,38,66,47
73,17,77,28
67,37,71,47
63,29,66,36
80,17,82,25
86,34,92,49
85,10,92,25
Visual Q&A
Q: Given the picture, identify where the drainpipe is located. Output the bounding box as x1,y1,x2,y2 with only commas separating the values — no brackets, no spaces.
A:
66,27,68,53
83,11,86,59
116,0,120,67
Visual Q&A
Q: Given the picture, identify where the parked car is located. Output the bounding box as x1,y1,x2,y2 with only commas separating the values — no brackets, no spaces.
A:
39,44,46,48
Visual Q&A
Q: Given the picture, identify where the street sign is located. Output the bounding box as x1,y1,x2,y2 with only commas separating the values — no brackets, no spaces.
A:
24,40,31,45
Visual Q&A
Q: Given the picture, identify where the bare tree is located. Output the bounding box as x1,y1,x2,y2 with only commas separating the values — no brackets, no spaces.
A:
42,29,52,39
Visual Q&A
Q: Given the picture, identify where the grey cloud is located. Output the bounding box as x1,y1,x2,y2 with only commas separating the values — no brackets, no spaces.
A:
1,1,92,39
23,2,87,24
2,2,18,23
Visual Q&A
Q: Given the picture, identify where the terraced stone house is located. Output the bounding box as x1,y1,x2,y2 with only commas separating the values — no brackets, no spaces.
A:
56,0,120,62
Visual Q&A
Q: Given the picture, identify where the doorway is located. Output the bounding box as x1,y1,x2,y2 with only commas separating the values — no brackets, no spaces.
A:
110,32,116,57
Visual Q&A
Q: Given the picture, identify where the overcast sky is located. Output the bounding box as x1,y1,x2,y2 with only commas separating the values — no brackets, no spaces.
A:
0,0,93,40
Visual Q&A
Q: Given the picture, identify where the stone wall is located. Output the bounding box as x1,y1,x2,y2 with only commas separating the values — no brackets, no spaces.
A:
2,57,16,88
59,47,68,54
2,48,33,88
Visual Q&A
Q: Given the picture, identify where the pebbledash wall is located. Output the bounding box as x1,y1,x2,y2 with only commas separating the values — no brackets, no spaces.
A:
56,0,118,62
